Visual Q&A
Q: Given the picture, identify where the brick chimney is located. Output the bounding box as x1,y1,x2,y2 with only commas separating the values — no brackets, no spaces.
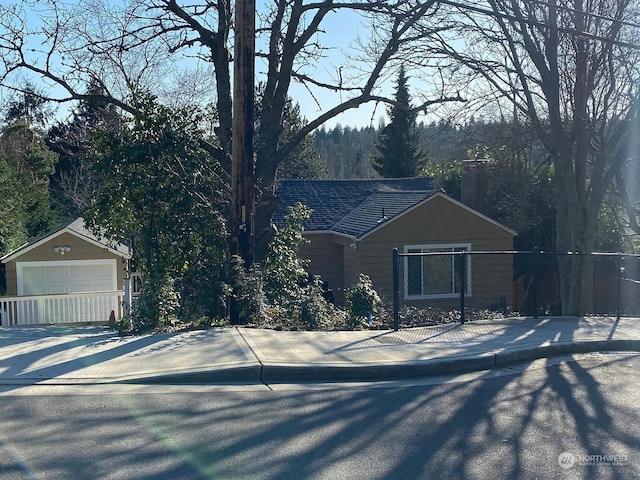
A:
461,160,488,214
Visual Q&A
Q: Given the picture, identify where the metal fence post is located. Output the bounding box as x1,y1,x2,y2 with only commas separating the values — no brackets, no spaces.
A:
617,255,624,321
460,251,466,324
533,247,540,318
392,248,399,331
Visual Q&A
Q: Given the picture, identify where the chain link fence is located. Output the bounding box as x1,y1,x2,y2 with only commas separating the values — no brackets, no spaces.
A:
391,249,640,330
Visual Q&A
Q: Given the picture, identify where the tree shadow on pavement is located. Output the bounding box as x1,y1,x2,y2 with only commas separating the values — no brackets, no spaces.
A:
139,317,638,480
92,351,636,480
0,329,230,392
1,319,639,479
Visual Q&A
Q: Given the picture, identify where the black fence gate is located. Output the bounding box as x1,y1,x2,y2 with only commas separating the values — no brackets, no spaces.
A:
391,248,640,331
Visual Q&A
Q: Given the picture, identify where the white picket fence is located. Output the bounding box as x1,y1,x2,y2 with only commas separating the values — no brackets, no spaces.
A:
0,291,125,326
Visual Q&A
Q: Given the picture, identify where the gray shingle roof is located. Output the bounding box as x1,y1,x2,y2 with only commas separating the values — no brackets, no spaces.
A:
273,178,440,239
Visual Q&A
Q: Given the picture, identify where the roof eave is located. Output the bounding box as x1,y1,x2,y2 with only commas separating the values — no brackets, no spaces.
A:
1,227,131,264
0,242,29,264
346,192,517,242
303,229,358,242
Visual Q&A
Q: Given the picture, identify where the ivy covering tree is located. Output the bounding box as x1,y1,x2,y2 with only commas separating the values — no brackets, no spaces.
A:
371,67,427,178
85,91,229,331
232,202,339,330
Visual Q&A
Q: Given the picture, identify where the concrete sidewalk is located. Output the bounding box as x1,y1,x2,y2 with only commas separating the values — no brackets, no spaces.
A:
0,316,639,385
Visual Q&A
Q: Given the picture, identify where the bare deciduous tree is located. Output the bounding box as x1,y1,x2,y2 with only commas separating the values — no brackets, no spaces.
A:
0,0,463,264
407,0,640,314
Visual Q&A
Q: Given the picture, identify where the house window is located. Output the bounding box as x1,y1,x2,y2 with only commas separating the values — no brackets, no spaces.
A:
404,244,471,299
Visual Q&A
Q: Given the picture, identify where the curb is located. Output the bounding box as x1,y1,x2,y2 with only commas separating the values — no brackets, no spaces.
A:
3,340,640,386
149,340,640,384
493,339,640,366
119,364,263,384
259,355,497,383
0,364,264,386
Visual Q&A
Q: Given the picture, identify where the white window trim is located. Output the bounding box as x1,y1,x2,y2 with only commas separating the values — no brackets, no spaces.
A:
16,259,118,295
403,243,472,300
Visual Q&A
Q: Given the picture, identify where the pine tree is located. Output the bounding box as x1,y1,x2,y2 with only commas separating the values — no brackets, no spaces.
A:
371,67,426,178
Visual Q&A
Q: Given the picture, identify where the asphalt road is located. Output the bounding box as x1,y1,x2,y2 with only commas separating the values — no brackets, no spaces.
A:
1,353,639,480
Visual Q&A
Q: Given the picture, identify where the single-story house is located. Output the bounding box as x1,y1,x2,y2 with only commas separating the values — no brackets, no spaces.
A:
0,218,132,325
273,178,516,310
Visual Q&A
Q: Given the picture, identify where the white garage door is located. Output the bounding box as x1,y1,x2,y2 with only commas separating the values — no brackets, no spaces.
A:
18,260,117,295
15,260,118,324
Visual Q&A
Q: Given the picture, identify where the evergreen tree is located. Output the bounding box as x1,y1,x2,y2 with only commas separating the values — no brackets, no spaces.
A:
314,125,378,179
271,99,327,180
0,151,28,257
0,122,58,237
4,81,54,127
371,67,426,178
0,85,58,243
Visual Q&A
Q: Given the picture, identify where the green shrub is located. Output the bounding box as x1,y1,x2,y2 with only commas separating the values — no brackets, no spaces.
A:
130,274,179,333
231,203,357,331
263,202,312,307
298,276,336,330
231,257,270,325
114,315,133,335
345,274,381,329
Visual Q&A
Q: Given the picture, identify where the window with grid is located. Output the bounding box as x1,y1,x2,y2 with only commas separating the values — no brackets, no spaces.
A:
404,244,471,299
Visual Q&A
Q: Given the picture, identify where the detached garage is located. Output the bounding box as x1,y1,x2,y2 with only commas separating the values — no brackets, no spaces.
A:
1,218,131,325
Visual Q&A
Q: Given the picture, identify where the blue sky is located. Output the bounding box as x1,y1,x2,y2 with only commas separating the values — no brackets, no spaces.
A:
263,7,390,129
9,1,394,129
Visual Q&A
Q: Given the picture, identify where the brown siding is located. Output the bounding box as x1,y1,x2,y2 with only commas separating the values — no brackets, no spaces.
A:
4,232,127,295
299,232,345,290
296,195,514,311
358,195,514,309
298,233,367,306
343,241,362,298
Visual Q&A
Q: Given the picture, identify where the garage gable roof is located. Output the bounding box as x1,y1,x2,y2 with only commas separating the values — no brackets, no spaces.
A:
1,218,131,263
